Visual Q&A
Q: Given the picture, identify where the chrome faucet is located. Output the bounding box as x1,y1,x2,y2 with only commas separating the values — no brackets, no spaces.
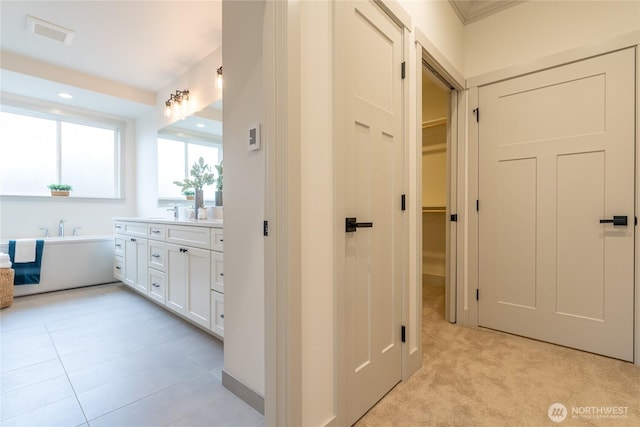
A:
58,219,65,237
73,227,82,237
167,206,179,219
39,227,49,238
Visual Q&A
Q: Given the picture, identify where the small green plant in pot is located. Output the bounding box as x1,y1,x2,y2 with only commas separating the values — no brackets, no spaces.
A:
182,190,195,200
173,157,215,219
47,184,73,197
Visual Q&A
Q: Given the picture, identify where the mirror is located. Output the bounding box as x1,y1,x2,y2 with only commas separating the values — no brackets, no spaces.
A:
163,100,223,137
157,100,223,211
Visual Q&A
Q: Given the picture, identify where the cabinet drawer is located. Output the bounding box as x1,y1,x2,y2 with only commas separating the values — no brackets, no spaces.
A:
148,241,167,272
114,236,125,257
211,228,224,252
148,269,166,304
211,251,224,293
148,224,166,241
166,225,211,249
211,290,224,338
114,256,125,281
114,221,148,238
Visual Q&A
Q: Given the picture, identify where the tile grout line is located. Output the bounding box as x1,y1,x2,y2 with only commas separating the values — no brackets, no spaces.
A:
40,296,91,426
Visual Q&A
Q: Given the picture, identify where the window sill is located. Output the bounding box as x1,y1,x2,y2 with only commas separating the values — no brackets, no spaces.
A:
0,195,124,202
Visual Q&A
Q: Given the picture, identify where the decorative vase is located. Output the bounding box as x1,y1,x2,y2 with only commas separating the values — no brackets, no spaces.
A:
215,190,223,207
194,189,204,219
51,191,70,197
185,195,195,200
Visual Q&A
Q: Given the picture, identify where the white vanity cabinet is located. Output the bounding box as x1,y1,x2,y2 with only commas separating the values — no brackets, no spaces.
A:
210,229,224,337
124,237,148,294
165,244,211,328
113,219,223,338
114,221,149,295
147,241,167,304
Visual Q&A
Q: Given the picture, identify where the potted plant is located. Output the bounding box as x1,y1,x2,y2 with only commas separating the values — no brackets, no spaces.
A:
47,184,73,197
173,157,215,219
182,190,195,200
214,161,223,207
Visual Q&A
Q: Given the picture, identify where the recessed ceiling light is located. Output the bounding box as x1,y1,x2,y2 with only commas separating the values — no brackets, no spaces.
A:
58,93,73,99
196,123,205,128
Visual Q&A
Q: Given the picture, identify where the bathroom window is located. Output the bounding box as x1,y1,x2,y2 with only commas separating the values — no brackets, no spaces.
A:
157,135,221,201
0,108,122,198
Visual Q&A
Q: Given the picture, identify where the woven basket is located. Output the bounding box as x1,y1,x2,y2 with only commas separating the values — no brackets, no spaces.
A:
0,268,15,309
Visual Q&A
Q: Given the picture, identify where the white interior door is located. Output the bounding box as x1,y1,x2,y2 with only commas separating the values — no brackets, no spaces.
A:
336,1,404,424
478,48,635,361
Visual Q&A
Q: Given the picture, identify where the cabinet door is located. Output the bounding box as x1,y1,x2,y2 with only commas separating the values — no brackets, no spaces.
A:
211,228,224,252
148,241,167,272
166,225,211,249
114,256,125,281
148,269,166,304
124,238,148,294
211,290,224,337
186,247,211,328
166,244,187,315
211,251,224,293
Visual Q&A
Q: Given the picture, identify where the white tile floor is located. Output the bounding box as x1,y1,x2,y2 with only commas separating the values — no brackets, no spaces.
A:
0,283,264,427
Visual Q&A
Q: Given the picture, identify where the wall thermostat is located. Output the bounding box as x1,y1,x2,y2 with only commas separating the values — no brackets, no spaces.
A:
248,123,261,151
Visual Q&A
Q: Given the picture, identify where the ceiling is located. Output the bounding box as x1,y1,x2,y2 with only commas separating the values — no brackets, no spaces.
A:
0,1,222,119
0,1,523,121
449,0,526,25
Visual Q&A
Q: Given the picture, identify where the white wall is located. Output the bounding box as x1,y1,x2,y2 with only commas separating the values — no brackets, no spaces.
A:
398,0,465,75
464,0,640,78
222,0,265,398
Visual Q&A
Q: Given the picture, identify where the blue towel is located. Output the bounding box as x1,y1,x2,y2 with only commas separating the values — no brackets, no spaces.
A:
8,240,45,285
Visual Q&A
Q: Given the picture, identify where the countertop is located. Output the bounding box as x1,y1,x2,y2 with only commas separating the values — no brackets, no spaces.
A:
113,217,223,228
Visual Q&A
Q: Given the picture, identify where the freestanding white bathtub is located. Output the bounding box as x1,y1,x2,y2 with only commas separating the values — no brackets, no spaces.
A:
0,235,115,297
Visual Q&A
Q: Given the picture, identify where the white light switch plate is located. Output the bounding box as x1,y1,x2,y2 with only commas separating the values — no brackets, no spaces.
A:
248,123,261,151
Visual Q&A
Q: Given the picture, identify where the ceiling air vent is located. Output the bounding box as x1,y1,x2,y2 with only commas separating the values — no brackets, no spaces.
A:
26,15,75,45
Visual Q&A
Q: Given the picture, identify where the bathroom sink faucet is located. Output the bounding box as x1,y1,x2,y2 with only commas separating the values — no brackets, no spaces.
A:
58,219,65,237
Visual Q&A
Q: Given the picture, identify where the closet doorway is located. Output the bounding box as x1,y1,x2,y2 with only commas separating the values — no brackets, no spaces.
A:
421,66,454,324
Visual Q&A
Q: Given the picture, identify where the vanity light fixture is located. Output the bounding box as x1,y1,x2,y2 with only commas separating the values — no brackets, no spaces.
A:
164,89,190,118
216,66,223,89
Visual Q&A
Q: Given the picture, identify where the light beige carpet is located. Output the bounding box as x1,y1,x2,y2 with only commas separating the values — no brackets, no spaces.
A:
356,285,640,427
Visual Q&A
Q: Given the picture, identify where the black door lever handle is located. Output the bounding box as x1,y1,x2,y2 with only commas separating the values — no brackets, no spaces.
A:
599,215,627,226
345,217,373,233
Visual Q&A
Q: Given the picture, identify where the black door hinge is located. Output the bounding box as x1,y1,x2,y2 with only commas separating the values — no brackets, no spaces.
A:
263,220,269,236
450,214,457,222
401,325,406,343
401,61,406,79
476,289,479,301
476,200,479,212
401,194,406,211
473,108,479,122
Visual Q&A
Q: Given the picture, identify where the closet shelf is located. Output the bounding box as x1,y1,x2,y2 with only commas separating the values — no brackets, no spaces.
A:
422,118,447,129
422,206,446,213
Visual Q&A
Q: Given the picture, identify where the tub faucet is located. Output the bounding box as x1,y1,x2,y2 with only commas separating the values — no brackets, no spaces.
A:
58,219,65,237
39,227,49,238
73,227,82,237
